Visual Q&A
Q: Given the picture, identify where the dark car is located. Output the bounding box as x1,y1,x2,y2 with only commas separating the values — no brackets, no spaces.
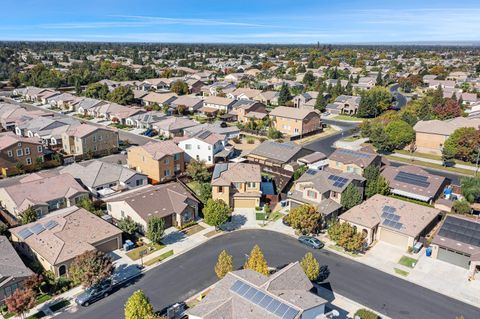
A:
157,302,187,319
298,236,324,249
75,279,112,307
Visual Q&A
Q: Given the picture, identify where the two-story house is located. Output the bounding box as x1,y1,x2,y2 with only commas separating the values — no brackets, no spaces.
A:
178,130,226,165
211,163,262,209
0,132,44,177
230,100,268,123
269,107,321,137
61,124,119,158
127,141,185,184
202,96,236,113
327,148,381,175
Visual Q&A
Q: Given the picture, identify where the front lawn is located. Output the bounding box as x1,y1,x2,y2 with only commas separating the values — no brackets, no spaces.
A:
256,213,267,221
182,224,205,236
126,242,165,261
268,211,284,222
394,268,409,276
50,300,71,312
328,244,360,258
144,250,174,267
385,155,476,176
333,115,363,122
398,256,417,268
36,294,52,304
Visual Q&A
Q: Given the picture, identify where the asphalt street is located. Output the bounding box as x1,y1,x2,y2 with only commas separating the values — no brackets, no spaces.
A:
390,84,408,110
57,230,479,319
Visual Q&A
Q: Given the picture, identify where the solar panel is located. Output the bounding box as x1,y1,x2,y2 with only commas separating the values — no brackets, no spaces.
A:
237,282,250,296
251,291,266,304
230,280,243,292
438,216,480,247
337,149,371,159
259,295,273,308
266,299,281,312
17,228,33,240
44,220,58,230
30,224,45,235
394,171,430,188
283,308,300,319
306,169,318,176
244,287,257,299
274,303,289,317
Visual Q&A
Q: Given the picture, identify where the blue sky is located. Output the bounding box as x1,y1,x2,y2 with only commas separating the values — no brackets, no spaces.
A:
1,0,479,43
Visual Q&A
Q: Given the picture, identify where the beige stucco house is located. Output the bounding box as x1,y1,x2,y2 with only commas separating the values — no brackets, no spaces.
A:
62,124,119,157
269,107,321,136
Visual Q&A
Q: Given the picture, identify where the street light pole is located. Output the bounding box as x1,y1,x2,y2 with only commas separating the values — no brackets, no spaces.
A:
475,146,480,177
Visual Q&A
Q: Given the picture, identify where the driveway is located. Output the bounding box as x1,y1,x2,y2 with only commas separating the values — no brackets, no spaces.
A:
56,230,480,319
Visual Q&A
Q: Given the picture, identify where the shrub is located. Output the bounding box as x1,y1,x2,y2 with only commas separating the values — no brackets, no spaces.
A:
354,308,380,319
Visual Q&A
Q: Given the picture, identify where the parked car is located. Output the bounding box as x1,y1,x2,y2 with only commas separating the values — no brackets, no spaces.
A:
157,302,187,319
75,279,113,307
298,236,324,249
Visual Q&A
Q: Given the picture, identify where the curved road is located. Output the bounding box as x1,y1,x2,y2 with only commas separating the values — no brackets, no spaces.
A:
59,230,478,319
390,84,408,110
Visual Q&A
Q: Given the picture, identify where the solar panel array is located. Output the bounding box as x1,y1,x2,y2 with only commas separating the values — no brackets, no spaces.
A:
45,220,59,230
438,216,480,247
381,205,403,230
17,220,60,240
30,223,46,235
17,228,33,240
230,280,299,319
394,171,430,188
337,149,371,159
306,169,318,176
328,175,348,188
212,163,228,179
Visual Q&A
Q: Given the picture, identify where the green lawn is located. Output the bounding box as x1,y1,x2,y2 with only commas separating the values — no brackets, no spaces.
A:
144,250,174,267
398,256,417,268
126,242,165,261
333,115,363,122
256,213,267,221
183,224,205,236
3,312,14,319
341,135,361,142
328,244,360,258
268,211,284,222
26,311,46,319
394,268,409,276
186,181,207,203
36,294,52,304
389,194,434,208
50,300,71,312
386,155,475,176
395,150,477,168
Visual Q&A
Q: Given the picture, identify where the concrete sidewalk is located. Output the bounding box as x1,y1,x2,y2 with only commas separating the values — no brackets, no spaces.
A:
392,152,478,172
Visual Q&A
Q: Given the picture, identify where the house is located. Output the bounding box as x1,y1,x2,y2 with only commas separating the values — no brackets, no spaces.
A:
326,95,361,115
72,98,106,114
184,122,240,140
201,82,236,97
254,91,279,106
247,141,307,170
15,116,80,147
185,79,205,94
327,148,381,175
211,163,262,209
0,132,44,177
105,183,199,231
339,194,440,250
296,152,328,170
287,168,365,220
413,117,480,155
430,215,480,272
292,92,318,109
169,96,203,112
227,88,263,101
88,103,145,124
60,160,148,198
142,92,178,107
202,96,236,113
381,165,447,203
62,124,119,157
269,107,321,137
224,73,248,83
0,236,33,303
0,172,88,219
229,100,267,123
46,93,78,110
10,206,122,277
0,103,53,131
127,141,185,184
153,117,199,138
178,130,226,165
187,262,328,319
126,111,166,129
353,76,376,90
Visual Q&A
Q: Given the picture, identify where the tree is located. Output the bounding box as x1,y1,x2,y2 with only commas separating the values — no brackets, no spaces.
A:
314,94,327,112
186,160,211,183
278,83,292,105
384,120,415,150
19,207,37,225
146,217,165,244
302,71,315,87
203,199,231,229
375,71,383,86
24,274,45,295
197,182,212,204
328,221,366,252
443,127,480,163
118,217,138,235
357,87,392,118
286,204,322,235
170,80,189,95
244,245,269,276
300,252,320,281
124,290,154,319
364,166,381,198
267,127,282,139
5,288,36,318
340,184,363,210
453,200,472,215
69,250,114,288
84,83,109,100
293,165,307,180
77,198,103,217
214,250,233,279
107,86,135,105
433,98,462,120
459,176,480,203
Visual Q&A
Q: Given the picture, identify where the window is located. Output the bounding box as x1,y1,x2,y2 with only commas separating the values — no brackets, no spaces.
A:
136,179,144,186
175,164,181,172
208,145,211,150
26,157,32,165
247,182,256,188
121,210,125,218
58,265,67,276
208,156,212,162
196,155,200,160
174,153,180,161
99,135,103,141
185,144,192,150
197,145,201,150
164,169,170,177
307,190,317,199
7,150,13,157
218,186,223,193
164,158,169,165
233,182,241,189
24,147,30,155
93,135,97,142
294,128,299,134
93,145,97,151
16,149,23,157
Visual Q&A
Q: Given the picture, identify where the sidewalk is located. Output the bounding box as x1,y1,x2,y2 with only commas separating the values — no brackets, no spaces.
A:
391,152,478,172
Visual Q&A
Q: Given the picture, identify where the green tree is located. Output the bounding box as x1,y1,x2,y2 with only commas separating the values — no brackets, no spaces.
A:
146,217,165,244
300,252,320,281
286,204,323,235
293,165,307,180
197,182,212,204
214,250,233,279
328,221,365,252
244,245,269,276
107,86,135,105
69,250,114,288
443,127,480,163
278,83,292,105
203,199,231,229
84,83,109,100
384,120,415,150
170,80,189,95
118,217,138,235
341,184,363,210
453,200,472,215
267,127,282,139
302,71,315,87
186,160,211,183
124,290,154,319
364,166,381,198
77,198,103,217
19,207,38,225
314,94,327,112
459,176,480,203
357,87,392,118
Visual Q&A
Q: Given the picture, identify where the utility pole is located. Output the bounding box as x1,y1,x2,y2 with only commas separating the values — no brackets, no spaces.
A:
475,146,480,177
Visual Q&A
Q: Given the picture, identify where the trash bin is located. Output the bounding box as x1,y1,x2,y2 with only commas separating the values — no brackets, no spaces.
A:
426,247,432,257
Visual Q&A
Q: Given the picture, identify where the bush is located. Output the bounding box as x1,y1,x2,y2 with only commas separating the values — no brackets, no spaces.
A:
354,308,380,319
246,138,255,144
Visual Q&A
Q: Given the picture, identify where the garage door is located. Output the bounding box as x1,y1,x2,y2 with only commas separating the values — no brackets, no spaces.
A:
234,198,257,209
379,228,409,248
437,247,470,269
95,237,119,252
